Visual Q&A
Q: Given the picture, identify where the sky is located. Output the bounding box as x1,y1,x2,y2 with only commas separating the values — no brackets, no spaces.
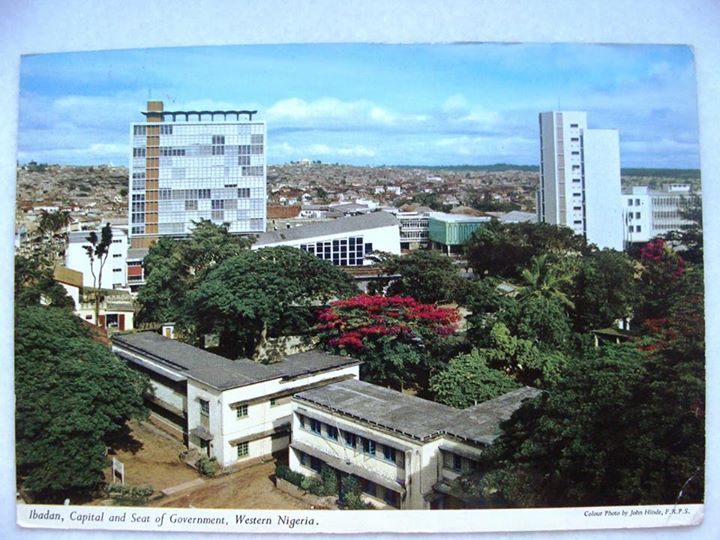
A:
17,43,700,168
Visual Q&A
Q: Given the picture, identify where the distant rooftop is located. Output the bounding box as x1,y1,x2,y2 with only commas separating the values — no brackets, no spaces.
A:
254,211,399,246
428,212,490,223
294,379,540,445
112,332,360,391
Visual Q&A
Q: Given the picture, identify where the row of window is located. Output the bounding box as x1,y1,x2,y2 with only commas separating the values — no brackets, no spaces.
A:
628,225,643,233
297,414,402,465
295,451,400,507
441,450,479,474
298,237,373,267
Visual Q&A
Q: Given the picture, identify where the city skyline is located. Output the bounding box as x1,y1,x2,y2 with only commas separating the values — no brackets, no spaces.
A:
18,43,699,168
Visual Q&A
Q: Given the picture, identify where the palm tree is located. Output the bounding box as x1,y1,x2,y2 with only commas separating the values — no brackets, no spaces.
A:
518,254,575,310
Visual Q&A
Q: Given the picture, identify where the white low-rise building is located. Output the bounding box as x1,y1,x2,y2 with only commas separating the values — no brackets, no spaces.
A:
111,332,361,469
65,225,129,289
290,379,540,509
622,184,698,244
253,211,400,265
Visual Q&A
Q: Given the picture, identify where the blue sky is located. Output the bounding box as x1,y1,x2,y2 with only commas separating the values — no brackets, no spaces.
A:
18,43,700,168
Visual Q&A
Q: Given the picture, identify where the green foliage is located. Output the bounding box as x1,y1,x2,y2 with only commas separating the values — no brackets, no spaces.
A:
276,465,305,487
137,221,252,325
465,220,587,280
379,250,463,304
319,464,339,496
517,254,575,310
572,249,639,332
83,223,113,325
190,247,356,359
340,475,373,509
430,348,520,408
105,483,154,505
15,255,75,309
15,306,149,502
479,343,648,507
666,194,703,265
37,209,71,237
196,457,220,477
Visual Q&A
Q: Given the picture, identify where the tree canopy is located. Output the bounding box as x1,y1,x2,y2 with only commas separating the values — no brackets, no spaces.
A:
317,294,460,390
190,246,357,359
465,220,587,280
377,249,463,304
15,254,74,310
15,306,149,502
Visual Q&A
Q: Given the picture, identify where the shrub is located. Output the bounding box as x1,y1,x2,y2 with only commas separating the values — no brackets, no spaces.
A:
340,476,372,510
319,464,338,496
105,484,154,506
276,465,305,487
196,456,219,477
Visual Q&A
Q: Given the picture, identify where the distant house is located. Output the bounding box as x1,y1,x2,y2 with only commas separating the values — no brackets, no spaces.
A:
64,225,129,289
111,332,361,469
290,379,540,509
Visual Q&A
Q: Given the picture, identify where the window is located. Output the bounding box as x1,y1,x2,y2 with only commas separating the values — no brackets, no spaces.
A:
199,399,210,416
236,404,248,419
629,225,635,232
160,125,173,135
113,253,122,258
310,419,321,434
570,123,579,128
628,199,633,206
635,198,641,205
212,135,225,144
238,188,251,198
453,454,462,472
635,212,641,219
383,445,397,463
326,426,339,441
299,451,307,466
383,488,399,507
133,125,147,136
364,243,373,255
636,225,642,232
211,200,224,209
343,431,357,449
298,415,306,429
310,456,323,472
237,442,249,458
133,147,146,157
113,268,122,273
362,437,376,456
270,398,277,407
185,200,198,211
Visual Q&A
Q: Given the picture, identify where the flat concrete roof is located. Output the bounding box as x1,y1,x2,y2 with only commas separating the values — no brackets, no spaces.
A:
294,379,540,445
254,211,398,246
112,332,360,391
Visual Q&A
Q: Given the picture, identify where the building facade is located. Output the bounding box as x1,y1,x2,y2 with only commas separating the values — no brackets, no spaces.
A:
290,379,540,509
111,332,361,469
622,184,697,244
65,225,128,289
537,111,623,250
427,212,490,255
129,101,267,250
253,211,401,265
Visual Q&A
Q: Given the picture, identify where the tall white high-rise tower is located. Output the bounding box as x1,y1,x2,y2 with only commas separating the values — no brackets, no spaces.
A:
537,111,623,250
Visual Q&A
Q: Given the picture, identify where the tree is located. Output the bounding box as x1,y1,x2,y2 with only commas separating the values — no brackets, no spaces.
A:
571,249,639,332
15,254,74,309
430,349,520,408
137,221,252,325
477,343,649,507
190,247,357,359
635,237,685,324
517,254,575,310
465,220,587,280
316,294,460,390
83,223,113,326
667,194,703,265
37,209,72,239
378,250,463,304
15,306,149,502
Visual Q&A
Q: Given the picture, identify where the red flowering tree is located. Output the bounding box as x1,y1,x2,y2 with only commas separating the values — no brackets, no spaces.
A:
316,294,460,390
636,237,685,324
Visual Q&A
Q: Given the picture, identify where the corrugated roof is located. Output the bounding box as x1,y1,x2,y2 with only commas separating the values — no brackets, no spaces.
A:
254,211,399,246
111,332,360,391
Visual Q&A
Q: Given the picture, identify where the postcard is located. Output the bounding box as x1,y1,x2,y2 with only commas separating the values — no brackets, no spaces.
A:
13,40,705,535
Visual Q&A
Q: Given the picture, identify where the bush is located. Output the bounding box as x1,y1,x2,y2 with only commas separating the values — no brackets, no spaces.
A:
276,465,305,487
319,464,338,496
105,484,154,506
196,457,219,477
340,476,372,510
